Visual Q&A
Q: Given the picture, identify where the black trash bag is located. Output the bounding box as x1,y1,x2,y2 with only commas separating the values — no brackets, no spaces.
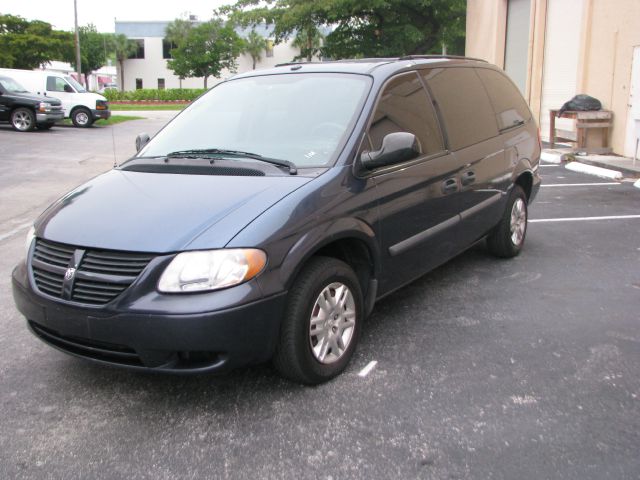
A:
558,94,602,116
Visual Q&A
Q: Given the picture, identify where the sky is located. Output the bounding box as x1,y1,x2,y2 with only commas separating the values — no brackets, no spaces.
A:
2,0,233,33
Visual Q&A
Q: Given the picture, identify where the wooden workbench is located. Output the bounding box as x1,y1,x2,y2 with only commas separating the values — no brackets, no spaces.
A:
549,109,613,154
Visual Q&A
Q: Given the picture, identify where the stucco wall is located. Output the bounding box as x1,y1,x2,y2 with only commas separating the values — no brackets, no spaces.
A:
118,38,301,91
579,0,640,155
465,0,508,68
467,0,638,155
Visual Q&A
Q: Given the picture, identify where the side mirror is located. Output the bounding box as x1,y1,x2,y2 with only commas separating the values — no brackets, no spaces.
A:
135,133,150,152
360,132,421,170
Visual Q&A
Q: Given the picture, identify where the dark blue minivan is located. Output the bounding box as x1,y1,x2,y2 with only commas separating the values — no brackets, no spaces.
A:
12,56,541,384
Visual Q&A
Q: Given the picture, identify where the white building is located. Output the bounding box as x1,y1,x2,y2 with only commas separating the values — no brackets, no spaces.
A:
114,21,303,91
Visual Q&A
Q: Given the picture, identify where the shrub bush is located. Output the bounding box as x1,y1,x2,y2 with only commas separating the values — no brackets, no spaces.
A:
104,88,206,102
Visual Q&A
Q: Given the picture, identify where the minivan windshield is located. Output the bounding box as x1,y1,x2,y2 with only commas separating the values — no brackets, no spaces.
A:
139,73,372,168
64,76,86,93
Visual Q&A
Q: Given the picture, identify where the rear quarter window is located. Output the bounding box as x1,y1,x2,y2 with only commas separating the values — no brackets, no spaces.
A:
475,68,532,131
421,67,498,151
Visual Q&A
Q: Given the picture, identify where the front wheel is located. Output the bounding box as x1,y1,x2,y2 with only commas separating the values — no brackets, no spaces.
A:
273,257,363,384
487,185,528,258
71,107,94,128
10,108,36,132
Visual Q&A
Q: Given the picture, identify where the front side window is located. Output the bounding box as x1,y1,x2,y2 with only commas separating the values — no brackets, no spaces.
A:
367,72,444,156
422,67,499,151
47,76,75,93
140,73,372,168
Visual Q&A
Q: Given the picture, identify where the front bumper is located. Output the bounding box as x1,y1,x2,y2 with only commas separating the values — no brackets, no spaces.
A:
36,111,64,123
92,109,111,120
12,264,286,374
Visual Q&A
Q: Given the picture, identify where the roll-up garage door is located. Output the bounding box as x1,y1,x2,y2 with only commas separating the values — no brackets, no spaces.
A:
504,0,531,96
539,0,584,141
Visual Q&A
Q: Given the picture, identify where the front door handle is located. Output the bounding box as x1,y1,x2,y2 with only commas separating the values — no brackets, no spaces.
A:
442,178,458,194
461,171,476,186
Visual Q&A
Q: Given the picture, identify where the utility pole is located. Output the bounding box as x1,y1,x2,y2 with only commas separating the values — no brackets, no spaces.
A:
74,0,82,86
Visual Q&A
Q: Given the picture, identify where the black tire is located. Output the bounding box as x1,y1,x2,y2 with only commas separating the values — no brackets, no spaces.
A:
10,108,36,132
273,257,363,385
71,107,94,127
36,122,55,130
487,185,528,258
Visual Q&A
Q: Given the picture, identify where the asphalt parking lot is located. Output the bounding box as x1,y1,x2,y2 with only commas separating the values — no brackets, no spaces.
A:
1,120,639,479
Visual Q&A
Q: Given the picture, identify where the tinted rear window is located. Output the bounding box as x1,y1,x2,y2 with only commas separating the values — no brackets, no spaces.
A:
421,67,498,151
476,68,532,131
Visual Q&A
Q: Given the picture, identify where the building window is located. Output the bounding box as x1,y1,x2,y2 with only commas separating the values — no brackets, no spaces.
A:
162,38,175,59
128,39,145,59
265,40,274,58
158,78,165,90
135,78,143,90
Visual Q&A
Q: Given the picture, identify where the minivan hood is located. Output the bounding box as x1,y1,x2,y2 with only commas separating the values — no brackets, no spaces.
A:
36,170,312,253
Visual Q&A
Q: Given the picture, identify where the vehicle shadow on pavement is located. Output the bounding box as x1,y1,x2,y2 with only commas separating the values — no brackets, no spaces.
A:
47,243,495,406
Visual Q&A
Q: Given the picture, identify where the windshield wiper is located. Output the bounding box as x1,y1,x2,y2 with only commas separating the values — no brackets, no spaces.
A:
165,148,297,175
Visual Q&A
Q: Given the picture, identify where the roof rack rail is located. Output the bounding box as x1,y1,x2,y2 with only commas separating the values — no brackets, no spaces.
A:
398,54,488,63
275,61,318,67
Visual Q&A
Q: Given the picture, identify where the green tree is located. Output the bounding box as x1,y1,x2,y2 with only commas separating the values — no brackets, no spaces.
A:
167,19,244,88
66,24,109,79
164,19,193,87
0,14,73,69
243,29,267,69
223,0,466,59
111,34,137,90
292,25,323,62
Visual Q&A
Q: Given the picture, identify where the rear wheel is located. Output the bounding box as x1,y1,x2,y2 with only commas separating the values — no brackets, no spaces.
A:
487,185,528,258
71,107,93,127
10,108,36,132
273,257,363,384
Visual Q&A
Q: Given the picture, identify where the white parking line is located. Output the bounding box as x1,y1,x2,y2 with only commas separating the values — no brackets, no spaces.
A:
529,215,640,223
358,361,378,377
541,182,620,187
540,164,560,168
0,222,32,242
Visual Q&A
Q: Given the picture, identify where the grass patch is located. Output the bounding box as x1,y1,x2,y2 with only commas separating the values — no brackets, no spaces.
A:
60,115,145,126
110,104,186,111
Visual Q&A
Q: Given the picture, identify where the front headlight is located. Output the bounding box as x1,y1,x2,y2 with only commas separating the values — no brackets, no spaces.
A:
158,249,267,293
38,102,50,112
25,226,35,258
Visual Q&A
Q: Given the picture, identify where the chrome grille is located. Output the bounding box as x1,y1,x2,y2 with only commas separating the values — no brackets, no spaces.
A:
31,238,155,306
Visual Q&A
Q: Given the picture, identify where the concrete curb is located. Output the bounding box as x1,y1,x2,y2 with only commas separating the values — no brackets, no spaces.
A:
573,157,640,178
541,151,563,164
565,162,624,180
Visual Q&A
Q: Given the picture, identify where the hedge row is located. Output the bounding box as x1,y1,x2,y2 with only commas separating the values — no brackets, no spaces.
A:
103,88,206,102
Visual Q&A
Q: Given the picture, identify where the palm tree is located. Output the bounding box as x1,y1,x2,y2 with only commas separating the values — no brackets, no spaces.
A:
293,26,324,62
112,34,136,90
243,30,267,70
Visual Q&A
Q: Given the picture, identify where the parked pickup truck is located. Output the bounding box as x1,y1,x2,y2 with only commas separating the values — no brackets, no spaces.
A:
0,76,64,131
